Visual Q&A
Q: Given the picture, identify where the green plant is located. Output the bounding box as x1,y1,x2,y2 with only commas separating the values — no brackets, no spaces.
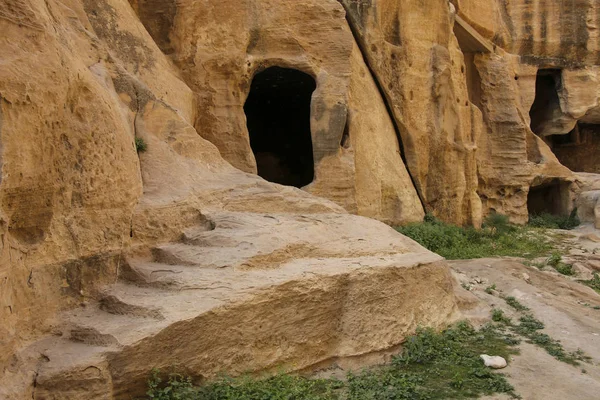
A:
580,273,600,294
483,213,514,235
555,263,575,276
491,309,511,325
485,284,497,295
136,137,148,153
396,218,552,261
547,252,562,267
504,296,529,312
545,252,574,275
146,322,520,400
528,209,580,230
147,370,196,400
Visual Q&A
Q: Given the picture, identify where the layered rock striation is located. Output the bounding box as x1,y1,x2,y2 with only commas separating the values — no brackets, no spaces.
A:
1,0,599,398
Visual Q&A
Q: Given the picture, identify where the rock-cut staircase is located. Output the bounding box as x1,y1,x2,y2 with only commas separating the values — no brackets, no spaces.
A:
28,211,458,399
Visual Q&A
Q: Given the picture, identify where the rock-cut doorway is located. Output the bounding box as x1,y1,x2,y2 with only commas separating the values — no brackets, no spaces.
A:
244,67,316,188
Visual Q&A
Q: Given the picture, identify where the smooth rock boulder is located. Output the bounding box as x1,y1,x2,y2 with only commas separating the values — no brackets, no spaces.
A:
480,354,508,369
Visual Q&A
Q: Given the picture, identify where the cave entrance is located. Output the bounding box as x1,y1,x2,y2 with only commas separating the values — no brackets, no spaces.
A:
529,69,563,136
244,67,316,188
527,180,571,217
547,123,600,173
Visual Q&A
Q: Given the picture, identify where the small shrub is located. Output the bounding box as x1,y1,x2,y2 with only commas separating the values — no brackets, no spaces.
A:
546,252,574,275
555,263,575,276
528,209,580,230
547,252,562,267
147,370,196,400
423,213,438,223
504,296,529,312
491,309,512,324
483,213,514,235
136,137,148,153
485,284,497,295
580,273,600,294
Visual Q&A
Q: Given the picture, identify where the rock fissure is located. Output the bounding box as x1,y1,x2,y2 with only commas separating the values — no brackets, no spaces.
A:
338,2,427,212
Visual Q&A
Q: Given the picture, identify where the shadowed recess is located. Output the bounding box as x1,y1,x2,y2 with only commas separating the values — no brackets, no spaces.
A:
527,179,570,217
548,123,600,174
529,69,562,136
244,67,316,188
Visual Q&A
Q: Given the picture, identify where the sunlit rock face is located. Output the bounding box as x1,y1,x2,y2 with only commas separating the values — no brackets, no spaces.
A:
1,0,599,398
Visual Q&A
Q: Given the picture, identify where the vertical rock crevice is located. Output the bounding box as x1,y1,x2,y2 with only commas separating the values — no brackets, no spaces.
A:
338,2,426,213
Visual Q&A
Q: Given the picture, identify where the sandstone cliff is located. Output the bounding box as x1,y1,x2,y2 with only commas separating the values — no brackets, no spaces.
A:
1,0,599,398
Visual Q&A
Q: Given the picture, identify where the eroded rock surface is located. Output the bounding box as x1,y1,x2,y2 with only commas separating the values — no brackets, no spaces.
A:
2,0,600,398
3,212,459,399
0,0,457,398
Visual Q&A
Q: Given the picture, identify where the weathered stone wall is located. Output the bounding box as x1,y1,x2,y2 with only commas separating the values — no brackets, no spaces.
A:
339,0,483,226
1,0,600,396
131,0,424,225
550,124,600,174
452,0,600,222
0,0,425,390
0,0,143,371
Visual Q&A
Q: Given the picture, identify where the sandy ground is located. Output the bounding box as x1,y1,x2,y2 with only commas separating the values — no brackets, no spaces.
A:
453,225,600,400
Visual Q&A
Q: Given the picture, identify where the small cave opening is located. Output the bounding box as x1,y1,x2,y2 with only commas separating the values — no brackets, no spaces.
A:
547,123,600,173
244,67,316,188
527,180,571,217
529,69,563,136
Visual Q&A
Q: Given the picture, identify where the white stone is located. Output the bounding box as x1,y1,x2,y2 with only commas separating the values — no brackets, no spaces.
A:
480,354,508,369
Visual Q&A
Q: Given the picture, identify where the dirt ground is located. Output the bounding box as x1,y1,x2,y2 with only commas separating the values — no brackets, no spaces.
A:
452,225,600,400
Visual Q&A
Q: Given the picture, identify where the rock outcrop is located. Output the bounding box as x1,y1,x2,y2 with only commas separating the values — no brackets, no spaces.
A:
1,0,600,398
340,0,483,226
0,0,454,398
26,213,456,399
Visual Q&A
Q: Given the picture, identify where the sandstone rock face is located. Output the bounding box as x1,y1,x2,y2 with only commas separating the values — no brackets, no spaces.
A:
340,0,483,226
128,0,424,225
474,51,575,223
0,0,144,376
0,0,457,398
454,0,600,65
451,1,600,223
307,43,425,225
2,0,600,398
575,173,600,228
161,0,353,175
5,213,459,399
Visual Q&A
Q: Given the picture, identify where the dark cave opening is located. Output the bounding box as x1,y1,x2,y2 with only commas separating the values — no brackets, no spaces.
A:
244,67,316,188
527,180,571,217
547,123,600,174
529,69,563,136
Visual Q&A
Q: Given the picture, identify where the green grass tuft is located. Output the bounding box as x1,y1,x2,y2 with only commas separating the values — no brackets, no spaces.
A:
546,252,574,275
396,215,552,260
135,137,148,153
491,309,512,325
504,297,529,312
528,210,580,230
485,284,497,295
580,273,600,294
